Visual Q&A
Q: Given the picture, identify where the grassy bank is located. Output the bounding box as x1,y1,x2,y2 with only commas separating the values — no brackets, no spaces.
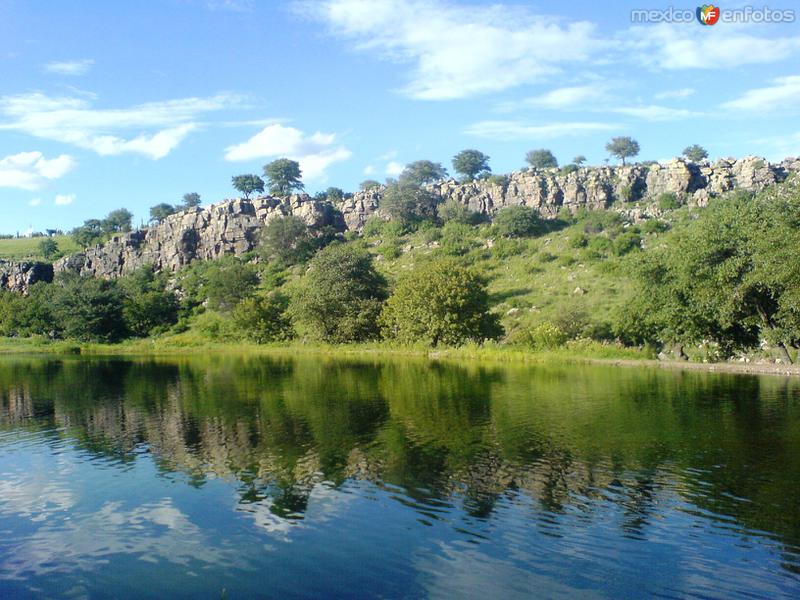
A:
2,335,798,377
0,235,80,261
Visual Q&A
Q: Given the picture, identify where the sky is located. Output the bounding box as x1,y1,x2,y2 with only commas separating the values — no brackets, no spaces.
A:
1,0,799,234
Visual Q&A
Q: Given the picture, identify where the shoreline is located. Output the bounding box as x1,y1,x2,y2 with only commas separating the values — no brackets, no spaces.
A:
0,337,797,377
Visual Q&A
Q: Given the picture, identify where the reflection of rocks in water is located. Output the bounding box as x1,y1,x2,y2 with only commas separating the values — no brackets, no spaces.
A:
0,385,35,424
345,447,384,481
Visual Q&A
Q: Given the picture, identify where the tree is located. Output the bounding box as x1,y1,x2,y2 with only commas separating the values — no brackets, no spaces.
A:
438,197,479,225
260,215,315,266
149,203,176,224
231,174,265,200
289,244,388,343
380,258,502,346
201,260,259,311
263,159,304,196
683,144,708,162
232,293,293,343
119,267,179,337
325,187,345,202
452,149,491,182
525,149,558,169
493,206,546,238
605,137,640,165
573,155,587,166
38,238,59,260
71,219,105,247
51,274,127,342
359,180,382,191
182,192,202,208
379,181,438,225
399,160,448,186
102,208,134,234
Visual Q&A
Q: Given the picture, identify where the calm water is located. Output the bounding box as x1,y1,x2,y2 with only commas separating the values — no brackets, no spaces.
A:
0,356,799,599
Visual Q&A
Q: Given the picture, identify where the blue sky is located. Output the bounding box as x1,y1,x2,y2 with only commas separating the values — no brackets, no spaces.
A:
1,0,799,234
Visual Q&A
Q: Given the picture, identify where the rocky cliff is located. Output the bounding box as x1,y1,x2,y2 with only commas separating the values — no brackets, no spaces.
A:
339,155,800,228
37,155,799,283
0,260,53,293
53,195,340,280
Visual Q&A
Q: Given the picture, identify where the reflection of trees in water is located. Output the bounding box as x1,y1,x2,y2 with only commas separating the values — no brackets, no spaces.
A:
0,356,799,557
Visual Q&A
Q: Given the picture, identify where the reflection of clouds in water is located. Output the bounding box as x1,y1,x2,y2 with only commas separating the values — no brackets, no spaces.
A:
237,481,357,538
0,498,242,579
0,475,77,522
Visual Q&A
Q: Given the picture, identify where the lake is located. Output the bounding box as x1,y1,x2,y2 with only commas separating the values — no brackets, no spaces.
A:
0,355,798,599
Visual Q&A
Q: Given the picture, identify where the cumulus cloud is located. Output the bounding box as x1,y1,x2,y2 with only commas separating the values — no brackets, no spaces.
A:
300,0,606,100
496,85,609,112
224,123,351,179
0,93,241,159
611,105,698,121
44,59,94,76
722,75,800,111
626,23,800,70
385,161,404,176
654,87,695,100
54,193,75,206
28,198,42,207
0,151,75,190
464,120,617,140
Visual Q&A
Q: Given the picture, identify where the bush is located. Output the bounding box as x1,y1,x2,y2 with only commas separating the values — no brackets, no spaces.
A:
493,206,545,238
569,232,588,248
584,236,612,260
232,293,292,343
289,244,388,343
657,192,680,210
440,222,477,256
260,215,315,266
581,210,622,234
379,182,438,225
524,322,569,350
439,198,479,224
51,275,127,342
362,216,386,237
640,219,669,234
612,231,642,256
119,268,179,337
486,174,510,188
380,258,502,346
560,164,579,175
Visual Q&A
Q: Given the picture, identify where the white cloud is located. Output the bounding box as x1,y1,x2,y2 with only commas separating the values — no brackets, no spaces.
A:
626,24,800,70
44,59,94,76
207,0,254,11
722,76,800,111
0,93,241,159
363,164,375,175
654,87,695,100
611,105,698,121
0,151,75,190
301,0,606,100
54,193,75,206
224,123,351,179
497,85,608,112
385,161,404,176
28,198,42,207
464,120,617,140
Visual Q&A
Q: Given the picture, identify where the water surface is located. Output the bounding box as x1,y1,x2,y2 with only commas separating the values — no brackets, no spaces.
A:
0,355,798,598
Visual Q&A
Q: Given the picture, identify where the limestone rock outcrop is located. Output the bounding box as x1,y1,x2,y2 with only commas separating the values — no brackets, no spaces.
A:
0,260,54,293
54,195,341,279
340,155,799,227
39,155,799,283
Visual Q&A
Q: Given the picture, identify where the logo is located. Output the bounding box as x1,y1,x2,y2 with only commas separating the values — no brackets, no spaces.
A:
697,4,721,25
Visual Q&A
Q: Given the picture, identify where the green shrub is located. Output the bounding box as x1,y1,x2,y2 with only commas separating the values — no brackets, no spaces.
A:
581,210,622,234
524,322,569,350
232,293,292,343
362,216,385,237
657,192,680,210
612,231,642,256
486,174,510,188
380,258,502,346
640,219,669,234
618,185,633,202
440,222,477,256
569,232,588,248
439,198,479,224
560,164,579,175
289,244,388,343
493,206,545,238
492,238,526,258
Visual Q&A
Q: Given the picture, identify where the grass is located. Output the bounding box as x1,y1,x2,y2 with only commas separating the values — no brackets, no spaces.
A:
0,235,81,262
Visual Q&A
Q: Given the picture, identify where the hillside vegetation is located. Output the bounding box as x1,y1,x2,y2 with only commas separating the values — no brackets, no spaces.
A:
1,157,798,365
